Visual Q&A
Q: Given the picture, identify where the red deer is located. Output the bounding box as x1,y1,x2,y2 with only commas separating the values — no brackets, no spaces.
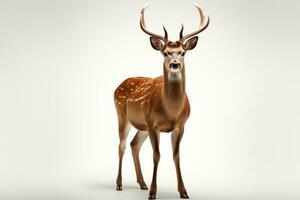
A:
114,3,210,199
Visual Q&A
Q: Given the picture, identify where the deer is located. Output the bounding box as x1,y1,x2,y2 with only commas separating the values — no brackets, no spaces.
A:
113,3,210,199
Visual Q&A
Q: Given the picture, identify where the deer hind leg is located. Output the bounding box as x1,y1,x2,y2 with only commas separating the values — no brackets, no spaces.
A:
116,118,131,191
130,130,148,190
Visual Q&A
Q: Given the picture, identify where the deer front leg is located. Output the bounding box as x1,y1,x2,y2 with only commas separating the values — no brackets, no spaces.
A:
148,129,160,199
172,126,189,199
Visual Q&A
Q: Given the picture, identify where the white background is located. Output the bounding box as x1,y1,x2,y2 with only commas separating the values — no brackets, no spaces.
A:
0,0,300,199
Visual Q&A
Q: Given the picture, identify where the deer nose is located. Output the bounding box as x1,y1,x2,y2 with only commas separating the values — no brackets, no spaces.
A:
170,62,180,70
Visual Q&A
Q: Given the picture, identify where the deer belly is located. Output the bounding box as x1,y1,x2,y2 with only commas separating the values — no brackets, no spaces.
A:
126,104,148,131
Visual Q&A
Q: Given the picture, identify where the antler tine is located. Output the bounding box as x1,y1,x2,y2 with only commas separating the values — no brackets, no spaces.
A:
180,3,210,42
163,25,168,41
179,24,184,40
140,3,168,42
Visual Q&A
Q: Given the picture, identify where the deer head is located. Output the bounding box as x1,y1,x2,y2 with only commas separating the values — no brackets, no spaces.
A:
140,3,210,81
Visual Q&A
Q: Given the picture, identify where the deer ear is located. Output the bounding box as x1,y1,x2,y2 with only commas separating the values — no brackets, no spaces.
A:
150,37,163,51
184,36,198,51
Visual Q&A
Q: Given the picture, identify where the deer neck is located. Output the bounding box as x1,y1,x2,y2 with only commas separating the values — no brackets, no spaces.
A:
162,66,186,115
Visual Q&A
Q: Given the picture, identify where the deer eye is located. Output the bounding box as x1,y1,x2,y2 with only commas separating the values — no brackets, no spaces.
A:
180,51,185,56
163,52,167,56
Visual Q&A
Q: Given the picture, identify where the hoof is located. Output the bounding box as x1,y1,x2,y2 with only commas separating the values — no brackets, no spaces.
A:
139,183,148,190
180,191,189,199
116,185,122,191
148,191,156,199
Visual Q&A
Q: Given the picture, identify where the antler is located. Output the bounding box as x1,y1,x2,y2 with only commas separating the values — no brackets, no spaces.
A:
179,3,210,42
140,3,168,43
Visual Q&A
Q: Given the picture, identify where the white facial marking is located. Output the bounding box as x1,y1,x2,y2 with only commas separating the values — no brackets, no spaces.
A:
171,52,179,59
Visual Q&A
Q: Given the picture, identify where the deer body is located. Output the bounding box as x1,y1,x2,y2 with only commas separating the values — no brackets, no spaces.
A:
114,3,209,199
115,74,189,132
